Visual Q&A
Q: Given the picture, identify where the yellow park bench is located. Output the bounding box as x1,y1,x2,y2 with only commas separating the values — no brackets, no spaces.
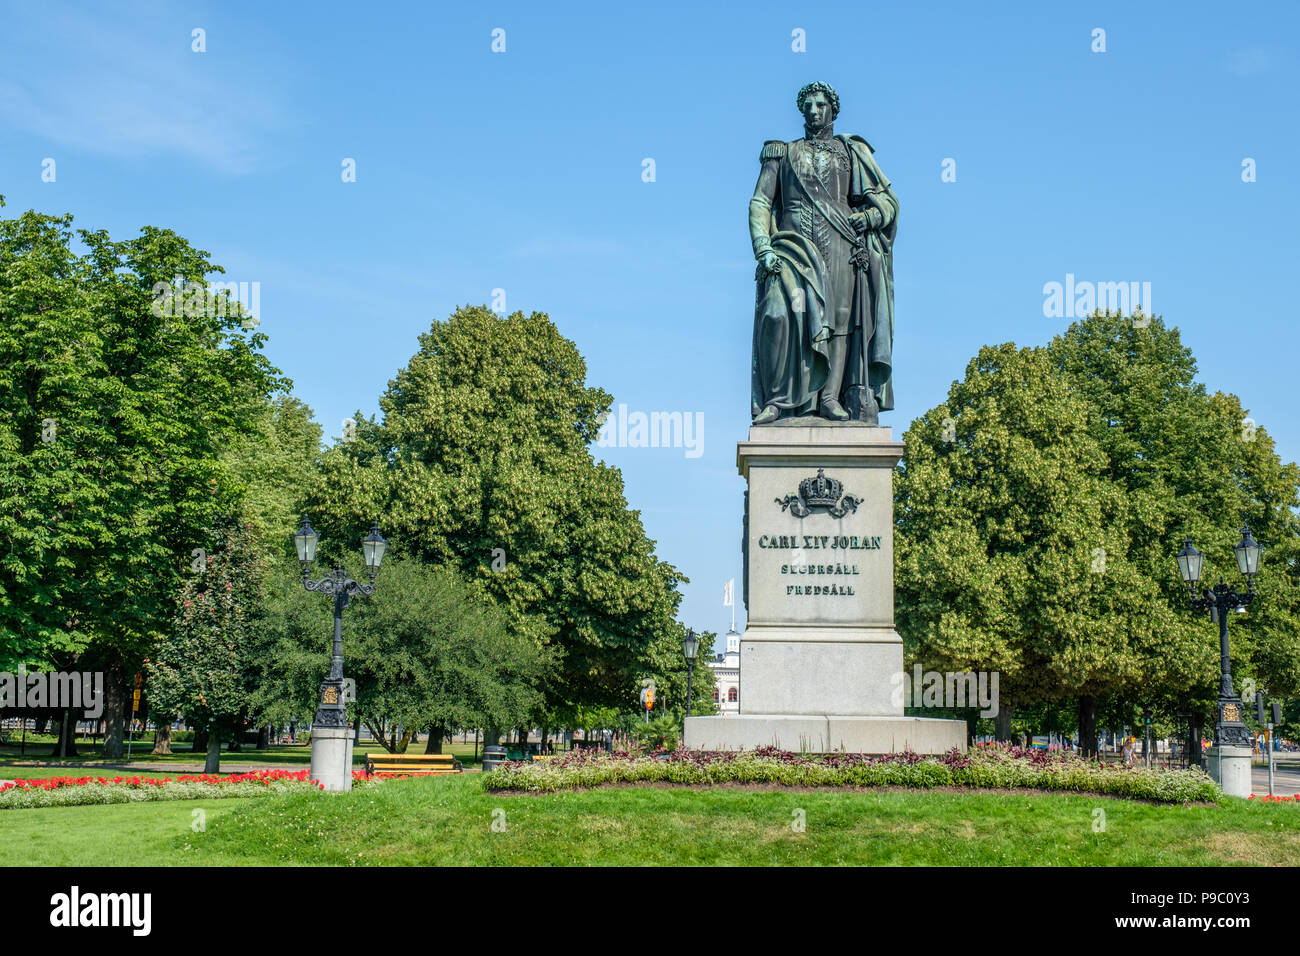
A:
365,753,463,777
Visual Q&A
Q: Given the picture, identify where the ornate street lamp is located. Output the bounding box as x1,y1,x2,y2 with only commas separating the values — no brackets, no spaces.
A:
1175,524,1260,758
297,517,386,791
683,629,699,719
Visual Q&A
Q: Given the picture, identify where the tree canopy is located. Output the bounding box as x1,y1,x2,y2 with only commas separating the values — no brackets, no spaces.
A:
0,204,285,755
897,313,1300,749
302,306,687,716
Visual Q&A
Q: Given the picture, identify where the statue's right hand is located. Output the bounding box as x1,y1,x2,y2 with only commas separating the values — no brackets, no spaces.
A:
761,251,781,274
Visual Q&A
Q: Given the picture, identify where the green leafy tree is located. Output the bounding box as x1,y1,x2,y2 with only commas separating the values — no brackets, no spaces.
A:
897,341,1150,750
303,306,687,716
0,206,101,670
897,314,1300,755
250,556,550,753
636,623,718,720
347,557,552,752
226,393,323,552
146,521,265,773
1047,313,1300,734
0,203,286,756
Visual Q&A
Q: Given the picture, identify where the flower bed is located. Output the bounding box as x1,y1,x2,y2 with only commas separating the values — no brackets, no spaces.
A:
1249,793,1300,803
483,744,1221,804
0,768,373,810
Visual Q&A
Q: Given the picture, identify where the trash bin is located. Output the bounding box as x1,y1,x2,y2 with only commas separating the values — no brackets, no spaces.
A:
482,745,508,773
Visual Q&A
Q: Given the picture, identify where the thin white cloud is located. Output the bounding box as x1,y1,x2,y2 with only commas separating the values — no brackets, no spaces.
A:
0,6,293,174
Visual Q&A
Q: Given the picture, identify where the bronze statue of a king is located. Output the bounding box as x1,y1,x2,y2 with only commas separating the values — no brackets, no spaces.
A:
749,82,898,425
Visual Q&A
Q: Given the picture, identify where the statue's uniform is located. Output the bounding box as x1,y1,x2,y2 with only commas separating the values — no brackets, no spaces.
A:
772,137,856,341
749,134,898,422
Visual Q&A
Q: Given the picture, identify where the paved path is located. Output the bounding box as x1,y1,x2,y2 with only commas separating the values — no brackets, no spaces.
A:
1251,762,1300,797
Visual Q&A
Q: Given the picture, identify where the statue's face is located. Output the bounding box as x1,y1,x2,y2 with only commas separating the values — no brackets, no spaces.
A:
801,91,832,129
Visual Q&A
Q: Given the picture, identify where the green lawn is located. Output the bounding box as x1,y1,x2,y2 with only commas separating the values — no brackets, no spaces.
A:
4,774,1299,866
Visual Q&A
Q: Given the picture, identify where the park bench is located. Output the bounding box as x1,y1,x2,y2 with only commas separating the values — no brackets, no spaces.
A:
365,753,463,777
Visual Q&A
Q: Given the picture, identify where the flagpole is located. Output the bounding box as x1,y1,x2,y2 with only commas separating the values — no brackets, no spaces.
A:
724,578,736,633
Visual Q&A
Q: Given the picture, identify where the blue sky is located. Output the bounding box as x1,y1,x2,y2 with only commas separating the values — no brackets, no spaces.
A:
3,1,1297,638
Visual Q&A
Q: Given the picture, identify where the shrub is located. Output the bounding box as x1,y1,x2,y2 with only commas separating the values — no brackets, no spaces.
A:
483,743,1220,804
0,769,376,809
632,713,681,752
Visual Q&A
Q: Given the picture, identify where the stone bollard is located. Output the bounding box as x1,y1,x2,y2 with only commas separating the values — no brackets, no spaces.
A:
309,725,354,792
1206,745,1251,798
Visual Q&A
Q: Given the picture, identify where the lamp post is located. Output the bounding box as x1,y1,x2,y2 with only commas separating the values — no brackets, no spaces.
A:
1175,523,1261,797
683,629,699,719
296,518,387,792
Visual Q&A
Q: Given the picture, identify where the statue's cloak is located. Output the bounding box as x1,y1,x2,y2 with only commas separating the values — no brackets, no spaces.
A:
752,134,897,418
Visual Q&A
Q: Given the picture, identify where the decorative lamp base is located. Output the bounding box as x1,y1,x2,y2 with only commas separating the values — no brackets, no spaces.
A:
309,725,354,792
1206,745,1252,798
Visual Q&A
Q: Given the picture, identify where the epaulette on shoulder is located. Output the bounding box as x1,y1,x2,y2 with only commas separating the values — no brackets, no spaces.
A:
759,140,786,162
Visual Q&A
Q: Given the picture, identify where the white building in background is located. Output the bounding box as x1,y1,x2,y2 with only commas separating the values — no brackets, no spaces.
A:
708,627,741,713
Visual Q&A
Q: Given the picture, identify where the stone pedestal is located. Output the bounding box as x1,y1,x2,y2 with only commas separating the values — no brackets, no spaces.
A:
309,725,354,792
684,421,965,753
1206,745,1251,798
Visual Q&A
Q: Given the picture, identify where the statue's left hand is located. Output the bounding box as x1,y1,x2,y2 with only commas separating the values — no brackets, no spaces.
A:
851,209,883,232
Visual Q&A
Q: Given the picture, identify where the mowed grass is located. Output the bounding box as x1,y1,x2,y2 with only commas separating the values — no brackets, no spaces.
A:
1,799,265,866
5,775,1300,866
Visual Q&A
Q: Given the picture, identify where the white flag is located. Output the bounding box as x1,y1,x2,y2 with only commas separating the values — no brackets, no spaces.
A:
723,578,734,607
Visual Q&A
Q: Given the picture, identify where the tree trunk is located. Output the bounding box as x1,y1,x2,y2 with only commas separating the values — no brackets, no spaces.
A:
55,707,79,758
152,721,173,755
1078,695,1098,758
424,724,445,755
193,726,209,753
1190,715,1203,767
396,729,413,753
995,705,1013,743
102,657,128,759
256,724,269,749
204,726,221,773
365,719,392,752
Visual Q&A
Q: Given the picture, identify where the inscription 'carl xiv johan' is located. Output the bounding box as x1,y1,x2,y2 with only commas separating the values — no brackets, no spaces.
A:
759,534,882,550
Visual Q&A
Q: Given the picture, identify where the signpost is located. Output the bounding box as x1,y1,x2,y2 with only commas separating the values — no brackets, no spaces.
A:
639,681,656,723
1257,693,1282,798
126,672,142,761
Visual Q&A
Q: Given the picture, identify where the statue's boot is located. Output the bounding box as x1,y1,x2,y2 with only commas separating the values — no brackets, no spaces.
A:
753,404,780,425
819,335,850,421
820,398,849,421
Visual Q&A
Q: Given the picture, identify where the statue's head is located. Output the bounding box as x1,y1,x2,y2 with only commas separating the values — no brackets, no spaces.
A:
796,81,840,127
